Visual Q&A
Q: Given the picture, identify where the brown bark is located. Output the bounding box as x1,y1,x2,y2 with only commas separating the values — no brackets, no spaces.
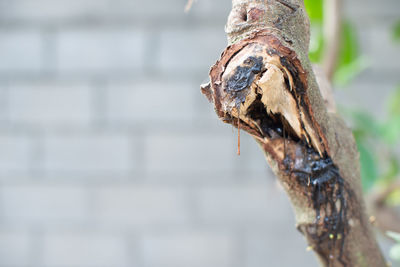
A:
201,0,386,266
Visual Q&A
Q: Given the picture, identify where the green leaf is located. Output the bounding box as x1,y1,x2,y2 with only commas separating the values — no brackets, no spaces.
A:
304,0,323,22
382,157,400,183
388,85,400,116
388,231,400,243
390,244,400,262
381,116,400,144
334,21,367,85
388,232,400,262
349,110,380,138
379,86,400,144
386,189,400,207
305,0,324,63
393,20,400,42
339,22,359,65
334,56,369,86
356,139,378,192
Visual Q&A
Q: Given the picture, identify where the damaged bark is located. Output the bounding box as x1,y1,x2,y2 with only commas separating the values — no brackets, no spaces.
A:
201,0,386,266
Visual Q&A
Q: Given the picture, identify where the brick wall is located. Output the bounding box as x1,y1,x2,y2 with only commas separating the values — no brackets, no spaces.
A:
0,0,399,266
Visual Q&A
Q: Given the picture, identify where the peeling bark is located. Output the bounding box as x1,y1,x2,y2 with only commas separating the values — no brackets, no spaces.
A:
201,0,386,266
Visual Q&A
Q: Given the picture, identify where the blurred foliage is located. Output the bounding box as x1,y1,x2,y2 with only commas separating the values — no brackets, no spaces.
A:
304,0,368,86
393,20,400,42
309,25,324,63
387,232,400,262
305,0,324,63
386,188,400,207
334,22,369,86
347,86,400,192
304,1,400,194
355,138,378,191
304,0,323,22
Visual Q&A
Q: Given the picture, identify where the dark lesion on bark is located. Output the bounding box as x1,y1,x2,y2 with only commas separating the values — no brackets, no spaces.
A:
201,31,360,266
284,144,352,266
245,83,352,266
226,56,263,105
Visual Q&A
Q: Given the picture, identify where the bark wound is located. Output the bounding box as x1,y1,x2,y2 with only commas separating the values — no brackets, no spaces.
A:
201,31,367,266
286,147,350,266
202,0,386,265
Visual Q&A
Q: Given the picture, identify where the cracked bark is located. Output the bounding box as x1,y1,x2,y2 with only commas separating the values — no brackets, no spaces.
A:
200,0,386,266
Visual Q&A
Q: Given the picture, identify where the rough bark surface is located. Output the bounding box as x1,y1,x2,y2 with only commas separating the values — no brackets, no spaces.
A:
201,0,386,266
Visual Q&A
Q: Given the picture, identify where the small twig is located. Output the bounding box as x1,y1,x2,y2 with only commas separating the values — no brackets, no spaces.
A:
322,0,342,81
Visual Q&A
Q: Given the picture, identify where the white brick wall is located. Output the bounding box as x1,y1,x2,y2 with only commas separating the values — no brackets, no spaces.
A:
0,0,110,22
0,135,33,175
56,29,145,75
141,231,237,267
0,230,32,266
0,30,44,73
144,133,235,174
8,82,92,126
43,232,129,267
93,185,189,227
158,28,227,73
1,183,87,225
196,183,293,226
105,81,196,123
108,0,189,20
244,230,318,267
344,0,400,22
43,134,135,175
0,0,398,266
361,26,400,72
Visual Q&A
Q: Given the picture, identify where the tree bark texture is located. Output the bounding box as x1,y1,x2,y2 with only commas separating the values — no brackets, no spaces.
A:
201,0,386,266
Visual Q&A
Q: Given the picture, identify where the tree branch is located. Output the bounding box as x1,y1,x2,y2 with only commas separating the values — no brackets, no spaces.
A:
201,0,386,266
322,0,342,81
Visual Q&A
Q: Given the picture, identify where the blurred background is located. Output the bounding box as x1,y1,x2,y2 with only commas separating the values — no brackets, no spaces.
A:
0,0,399,266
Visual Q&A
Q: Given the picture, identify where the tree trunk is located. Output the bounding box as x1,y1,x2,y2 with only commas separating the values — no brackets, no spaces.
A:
200,0,387,266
